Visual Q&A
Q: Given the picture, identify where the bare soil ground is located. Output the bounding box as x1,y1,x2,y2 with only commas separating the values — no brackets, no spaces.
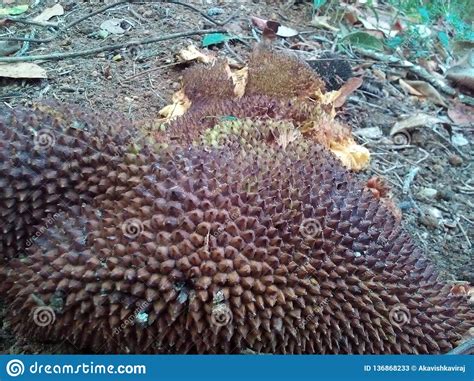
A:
0,0,472,353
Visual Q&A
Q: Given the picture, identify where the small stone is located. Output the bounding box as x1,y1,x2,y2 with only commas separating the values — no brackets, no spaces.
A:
419,207,443,228
143,10,153,18
419,213,439,229
207,7,224,16
354,127,383,139
448,154,463,166
417,187,437,199
451,133,469,146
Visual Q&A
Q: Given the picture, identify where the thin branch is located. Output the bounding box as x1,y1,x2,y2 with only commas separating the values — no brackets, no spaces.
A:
165,1,237,26
0,0,236,44
0,0,129,43
355,47,456,96
2,17,58,28
0,29,224,63
65,0,129,30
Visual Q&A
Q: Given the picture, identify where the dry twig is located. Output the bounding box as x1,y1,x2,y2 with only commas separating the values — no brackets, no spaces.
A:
0,29,224,63
356,47,456,96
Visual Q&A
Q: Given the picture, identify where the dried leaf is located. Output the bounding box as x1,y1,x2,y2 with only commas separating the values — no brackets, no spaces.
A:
404,80,447,107
0,62,47,79
100,19,125,35
159,90,191,121
330,139,370,171
178,45,215,64
334,77,363,107
275,25,298,38
390,113,447,136
311,16,339,31
343,31,384,51
231,67,248,98
33,4,64,22
448,103,474,125
446,53,474,91
251,17,298,38
251,16,268,31
398,79,423,96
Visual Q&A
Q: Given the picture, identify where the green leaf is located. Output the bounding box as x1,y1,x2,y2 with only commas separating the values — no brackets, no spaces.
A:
437,31,449,48
418,7,430,24
313,0,327,10
202,33,232,47
0,5,29,16
343,31,384,51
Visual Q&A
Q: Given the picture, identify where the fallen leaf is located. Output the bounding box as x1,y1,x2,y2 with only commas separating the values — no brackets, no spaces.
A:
330,138,370,171
398,79,423,96
448,103,474,125
311,16,339,31
202,33,232,47
334,77,363,107
251,17,298,38
343,31,384,51
0,5,28,16
231,66,248,98
159,90,191,121
446,52,474,91
0,62,47,79
251,16,268,31
354,127,383,139
404,80,447,107
358,15,399,38
100,18,125,35
33,3,64,22
390,113,447,137
178,45,215,64
275,25,298,38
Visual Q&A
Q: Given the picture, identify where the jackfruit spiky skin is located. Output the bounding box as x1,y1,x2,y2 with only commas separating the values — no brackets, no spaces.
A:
246,47,325,97
161,95,350,147
1,123,472,354
182,59,235,104
0,104,142,261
